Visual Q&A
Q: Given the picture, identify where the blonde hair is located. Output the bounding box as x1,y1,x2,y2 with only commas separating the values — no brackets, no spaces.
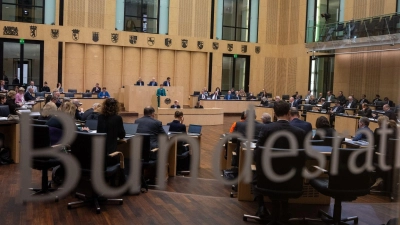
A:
41,102,57,117
94,103,102,113
7,90,16,98
60,101,76,117
377,115,389,127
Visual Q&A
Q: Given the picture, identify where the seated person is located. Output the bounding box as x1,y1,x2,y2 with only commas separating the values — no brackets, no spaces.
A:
72,99,84,120
345,96,357,108
308,95,317,105
136,77,144,86
24,87,35,101
170,100,181,109
383,97,394,107
56,83,64,93
5,91,18,115
261,113,272,124
239,89,247,97
317,98,329,111
0,80,7,92
313,116,336,146
229,111,245,133
46,101,78,130
329,101,344,125
163,77,171,87
373,104,396,121
232,91,240,100
211,90,220,100
373,94,381,104
359,103,372,118
135,106,165,154
41,81,50,92
194,101,203,108
198,90,207,102
0,94,6,105
246,92,257,100
26,81,38,93
148,77,158,86
259,97,268,107
92,83,101,93
81,103,100,121
224,91,233,100
38,99,57,120
167,111,186,133
98,87,110,98
352,117,373,141
87,104,101,120
15,87,25,105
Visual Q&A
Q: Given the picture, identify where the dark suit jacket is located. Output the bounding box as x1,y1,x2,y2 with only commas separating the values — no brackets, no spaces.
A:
313,127,336,146
345,101,357,108
135,116,166,149
224,94,233,100
290,118,312,135
320,102,330,110
289,101,297,108
260,100,269,107
384,110,397,121
373,98,381,104
234,120,264,139
92,87,101,93
97,114,125,164
41,86,50,92
232,95,240,100
386,100,394,107
24,92,35,101
362,107,372,118
198,94,207,102
167,120,186,133
163,81,171,86
81,108,94,121
337,95,346,105
136,81,144,86
255,120,305,160
170,105,181,109
331,105,344,114
148,81,158,86
5,99,18,115
359,98,369,104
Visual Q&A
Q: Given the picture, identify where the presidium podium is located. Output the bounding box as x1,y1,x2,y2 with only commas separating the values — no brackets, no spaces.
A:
124,85,184,114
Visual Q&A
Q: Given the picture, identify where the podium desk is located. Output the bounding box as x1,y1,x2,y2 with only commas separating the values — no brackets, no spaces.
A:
125,86,183,113
255,107,274,122
335,115,359,138
306,111,330,129
200,100,259,113
157,108,223,125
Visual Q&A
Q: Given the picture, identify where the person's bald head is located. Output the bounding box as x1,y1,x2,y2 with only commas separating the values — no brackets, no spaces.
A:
261,113,271,124
144,106,155,116
383,104,390,111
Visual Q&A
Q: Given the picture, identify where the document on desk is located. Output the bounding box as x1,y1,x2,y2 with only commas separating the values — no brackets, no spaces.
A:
242,142,256,149
0,117,7,121
344,138,369,146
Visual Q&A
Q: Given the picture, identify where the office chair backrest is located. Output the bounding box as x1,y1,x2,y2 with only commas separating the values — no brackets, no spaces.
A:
82,93,92,98
32,119,48,125
135,133,151,162
282,95,290,101
70,132,107,170
193,91,200,95
256,148,305,192
328,148,369,191
266,93,272,98
32,124,51,149
64,93,75,97
68,89,77,93
123,123,138,135
85,119,98,130
0,105,10,117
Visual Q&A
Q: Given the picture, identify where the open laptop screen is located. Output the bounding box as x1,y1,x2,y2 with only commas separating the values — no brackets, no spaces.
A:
163,125,170,134
123,123,138,135
188,124,202,134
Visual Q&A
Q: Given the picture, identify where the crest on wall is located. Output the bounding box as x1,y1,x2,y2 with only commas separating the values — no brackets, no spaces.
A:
92,32,99,42
212,42,219,50
72,29,80,41
129,35,137,44
147,37,155,46
30,26,37,38
3,26,18,36
164,98,171,104
181,39,188,48
255,46,261,54
165,38,172,47
111,33,119,43
197,41,204,50
227,44,233,52
50,29,59,39
241,45,247,53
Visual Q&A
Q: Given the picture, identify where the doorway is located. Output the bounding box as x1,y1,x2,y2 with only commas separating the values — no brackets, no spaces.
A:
222,54,250,93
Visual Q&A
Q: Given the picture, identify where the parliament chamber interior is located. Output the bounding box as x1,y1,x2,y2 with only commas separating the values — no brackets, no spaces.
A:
0,0,400,224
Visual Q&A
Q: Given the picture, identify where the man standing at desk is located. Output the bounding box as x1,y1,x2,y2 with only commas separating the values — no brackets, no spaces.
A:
163,77,171,87
352,117,373,141
156,84,166,107
253,101,305,218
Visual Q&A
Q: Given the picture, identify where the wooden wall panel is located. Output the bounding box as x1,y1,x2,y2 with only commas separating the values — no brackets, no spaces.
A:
289,0,299,45
88,0,105,29
265,0,279,44
191,52,207,94
276,58,287,96
211,53,223,91
85,45,104,90
176,51,191,105
194,0,209,38
67,0,85,27
43,42,59,89
264,57,276,95
104,46,123,95
178,0,193,37
353,0,367,19
348,50,365,98
369,0,385,17
364,47,381,99
159,50,175,83
64,43,84,92
141,49,159,82
287,58,297,95
123,47,141,86
278,0,289,45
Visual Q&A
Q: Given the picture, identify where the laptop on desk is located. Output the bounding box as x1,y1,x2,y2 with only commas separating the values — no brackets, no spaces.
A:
163,125,170,134
123,123,138,138
187,124,202,135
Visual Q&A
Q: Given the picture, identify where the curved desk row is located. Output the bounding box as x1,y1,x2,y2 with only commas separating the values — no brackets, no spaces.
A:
200,100,259,113
157,108,224,125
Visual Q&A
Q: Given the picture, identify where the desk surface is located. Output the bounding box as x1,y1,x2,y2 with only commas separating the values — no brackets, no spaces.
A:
201,100,259,113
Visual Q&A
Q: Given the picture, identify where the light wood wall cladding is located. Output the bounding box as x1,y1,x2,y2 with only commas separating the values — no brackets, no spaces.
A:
88,0,105,29
178,0,193,37
175,51,191,105
276,58,288,96
66,0,86,27
191,52,207,93
85,45,104,89
104,46,123,93
177,0,210,38
369,0,385,16
264,57,276,94
65,43,85,91
288,0,300,45
348,50,365,98
287,58,297,94
365,47,381,98
278,0,289,45
353,0,367,19
123,48,141,86
141,49,159,81
159,50,175,83
264,0,279,44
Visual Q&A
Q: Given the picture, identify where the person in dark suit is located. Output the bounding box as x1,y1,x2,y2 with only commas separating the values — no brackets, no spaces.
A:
383,97,394,107
0,80,7,92
148,77,158,86
312,116,336,146
214,87,222,96
294,95,302,108
329,101,344,125
135,106,166,155
136,77,144,86
24,87,35,101
352,117,373,141
359,94,369,105
167,111,186,133
198,90,207,102
97,98,125,165
163,77,171,87
382,104,396,120
289,97,297,108
5,90,18,115
289,108,312,134
253,101,305,218
345,96,357,109
261,113,272,124
359,103,372,118
317,98,330,111
41,81,50,92
373,94,381,104
12,75,19,85
170,100,181,109
224,91,233,100
259,97,269,107
91,83,101,93
336,91,346,105
233,91,241,100
291,91,298,98
309,95,318,105
326,91,335,102
81,103,100,121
